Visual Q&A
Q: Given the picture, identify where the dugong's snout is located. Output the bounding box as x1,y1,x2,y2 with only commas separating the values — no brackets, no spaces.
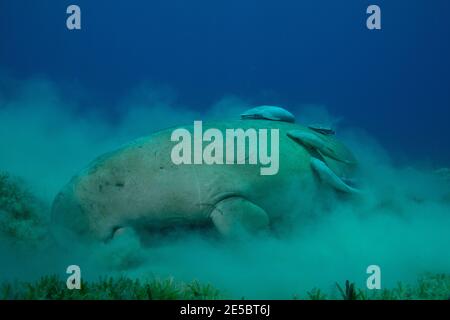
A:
51,184,91,243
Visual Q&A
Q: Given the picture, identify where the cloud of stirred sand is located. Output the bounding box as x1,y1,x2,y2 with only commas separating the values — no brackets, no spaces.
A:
0,74,449,298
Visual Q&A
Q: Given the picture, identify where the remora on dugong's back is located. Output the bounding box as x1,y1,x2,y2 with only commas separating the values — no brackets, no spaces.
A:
241,105,296,123
51,106,358,242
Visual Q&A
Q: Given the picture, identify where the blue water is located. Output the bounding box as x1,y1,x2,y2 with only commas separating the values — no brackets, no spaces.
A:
1,0,450,164
1,1,450,298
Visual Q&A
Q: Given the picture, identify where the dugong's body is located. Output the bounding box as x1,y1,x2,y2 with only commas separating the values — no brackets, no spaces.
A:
52,116,357,242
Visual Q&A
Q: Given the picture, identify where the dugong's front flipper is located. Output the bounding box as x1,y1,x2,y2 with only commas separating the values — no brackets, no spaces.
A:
210,197,270,237
241,105,295,123
287,130,353,164
311,158,360,194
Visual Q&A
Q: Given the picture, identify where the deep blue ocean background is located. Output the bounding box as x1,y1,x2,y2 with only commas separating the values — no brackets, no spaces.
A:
1,0,449,162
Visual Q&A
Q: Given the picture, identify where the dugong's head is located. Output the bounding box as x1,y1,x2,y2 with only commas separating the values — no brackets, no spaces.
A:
51,150,133,243
52,176,131,244
51,177,92,244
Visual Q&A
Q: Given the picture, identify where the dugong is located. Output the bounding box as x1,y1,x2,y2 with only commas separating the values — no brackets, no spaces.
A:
52,107,358,242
